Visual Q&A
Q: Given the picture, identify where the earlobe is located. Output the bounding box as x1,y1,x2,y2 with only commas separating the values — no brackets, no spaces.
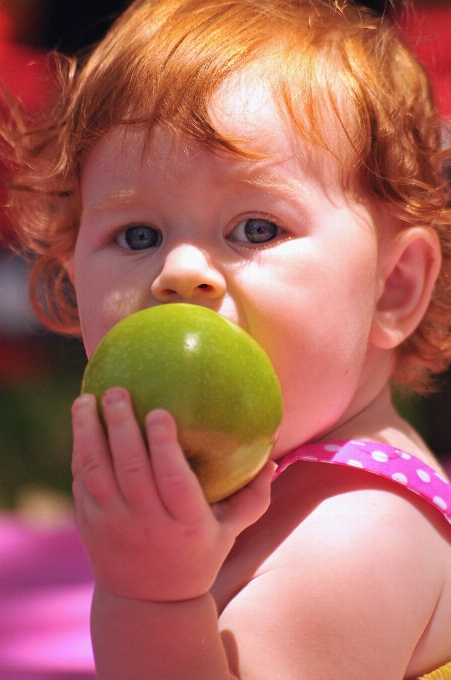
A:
370,227,441,350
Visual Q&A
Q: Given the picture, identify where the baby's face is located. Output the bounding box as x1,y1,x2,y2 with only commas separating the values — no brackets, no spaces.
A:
73,74,388,455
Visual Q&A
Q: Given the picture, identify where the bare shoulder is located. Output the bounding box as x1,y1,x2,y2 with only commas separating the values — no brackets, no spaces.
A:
217,461,451,680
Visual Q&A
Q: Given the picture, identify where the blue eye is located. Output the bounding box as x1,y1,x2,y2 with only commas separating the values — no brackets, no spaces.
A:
117,225,162,250
229,218,280,244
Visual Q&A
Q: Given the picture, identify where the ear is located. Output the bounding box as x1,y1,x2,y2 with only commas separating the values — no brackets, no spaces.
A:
370,227,441,350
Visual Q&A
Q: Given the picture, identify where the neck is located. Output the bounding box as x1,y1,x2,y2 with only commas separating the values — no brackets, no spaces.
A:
316,385,445,473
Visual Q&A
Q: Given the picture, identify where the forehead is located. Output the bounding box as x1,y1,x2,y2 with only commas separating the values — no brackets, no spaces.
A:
81,67,346,197
80,126,313,217
80,135,344,222
208,66,293,152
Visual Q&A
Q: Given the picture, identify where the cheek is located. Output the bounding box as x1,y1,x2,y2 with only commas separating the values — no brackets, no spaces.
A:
74,260,147,357
235,251,377,399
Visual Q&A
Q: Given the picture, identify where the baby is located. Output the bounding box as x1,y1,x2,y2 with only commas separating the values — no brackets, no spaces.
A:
7,0,451,678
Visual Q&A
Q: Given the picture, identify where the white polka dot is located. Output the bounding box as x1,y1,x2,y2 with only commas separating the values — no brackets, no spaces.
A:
397,451,411,460
392,472,408,485
324,444,341,452
347,459,364,468
433,496,448,511
371,450,389,463
416,469,431,483
350,440,365,446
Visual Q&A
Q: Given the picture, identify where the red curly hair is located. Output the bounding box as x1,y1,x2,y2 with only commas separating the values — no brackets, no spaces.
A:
5,0,451,392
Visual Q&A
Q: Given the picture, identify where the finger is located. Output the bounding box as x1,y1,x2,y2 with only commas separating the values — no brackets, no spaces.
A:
71,393,117,503
215,459,276,532
145,409,207,522
102,387,157,505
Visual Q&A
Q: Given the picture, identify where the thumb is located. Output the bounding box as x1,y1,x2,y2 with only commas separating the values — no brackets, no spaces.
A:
215,459,277,532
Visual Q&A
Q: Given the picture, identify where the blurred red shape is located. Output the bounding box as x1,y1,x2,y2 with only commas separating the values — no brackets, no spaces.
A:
397,6,451,120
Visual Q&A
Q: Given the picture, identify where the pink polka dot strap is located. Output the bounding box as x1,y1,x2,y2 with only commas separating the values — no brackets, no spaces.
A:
273,440,451,524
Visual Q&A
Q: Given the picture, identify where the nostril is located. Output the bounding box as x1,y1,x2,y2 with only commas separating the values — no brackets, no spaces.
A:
197,284,213,291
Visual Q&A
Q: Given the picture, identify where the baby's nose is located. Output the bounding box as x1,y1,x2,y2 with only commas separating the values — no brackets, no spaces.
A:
151,244,226,303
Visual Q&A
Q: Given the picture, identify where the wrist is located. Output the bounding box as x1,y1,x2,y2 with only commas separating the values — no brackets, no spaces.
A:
90,562,217,602
93,583,214,609
91,587,234,680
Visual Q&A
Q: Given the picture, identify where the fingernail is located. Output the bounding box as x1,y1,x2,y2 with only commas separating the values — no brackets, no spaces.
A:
103,387,127,405
146,408,168,426
72,393,94,411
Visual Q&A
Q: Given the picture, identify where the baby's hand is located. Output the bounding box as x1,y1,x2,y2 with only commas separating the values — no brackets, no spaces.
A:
71,388,274,602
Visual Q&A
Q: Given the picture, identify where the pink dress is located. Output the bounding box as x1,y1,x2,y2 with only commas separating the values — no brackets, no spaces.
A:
273,440,451,525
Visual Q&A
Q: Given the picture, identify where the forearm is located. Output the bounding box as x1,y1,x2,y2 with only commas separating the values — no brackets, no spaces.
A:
91,586,236,680
72,399,273,679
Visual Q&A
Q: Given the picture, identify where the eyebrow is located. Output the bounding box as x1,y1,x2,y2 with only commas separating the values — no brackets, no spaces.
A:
236,164,310,199
244,171,305,192
82,158,311,214
82,188,143,213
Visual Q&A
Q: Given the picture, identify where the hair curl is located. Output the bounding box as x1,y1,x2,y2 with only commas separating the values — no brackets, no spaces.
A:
5,0,451,392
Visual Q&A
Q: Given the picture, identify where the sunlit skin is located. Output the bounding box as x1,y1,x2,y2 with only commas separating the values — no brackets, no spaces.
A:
72,78,394,457
70,72,451,680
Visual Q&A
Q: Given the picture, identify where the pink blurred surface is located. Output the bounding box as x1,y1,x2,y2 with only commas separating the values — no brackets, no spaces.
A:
0,515,95,679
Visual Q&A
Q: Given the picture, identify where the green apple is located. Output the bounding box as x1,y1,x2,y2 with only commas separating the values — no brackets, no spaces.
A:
81,304,283,503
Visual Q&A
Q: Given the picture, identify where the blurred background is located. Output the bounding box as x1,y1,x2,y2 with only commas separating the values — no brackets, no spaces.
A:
0,0,450,516
0,0,129,516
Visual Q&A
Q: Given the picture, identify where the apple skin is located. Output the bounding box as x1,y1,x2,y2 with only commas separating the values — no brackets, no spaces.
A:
81,303,283,503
